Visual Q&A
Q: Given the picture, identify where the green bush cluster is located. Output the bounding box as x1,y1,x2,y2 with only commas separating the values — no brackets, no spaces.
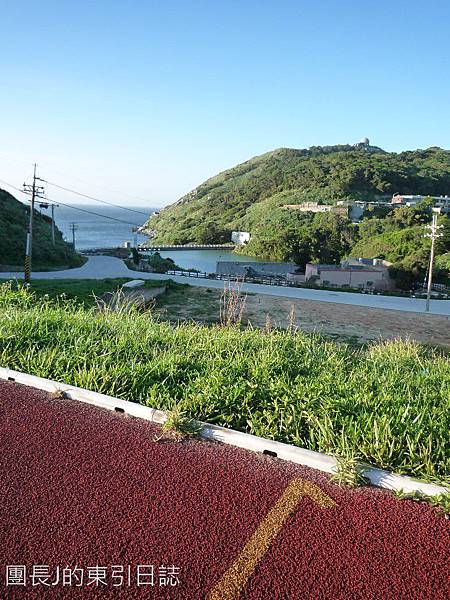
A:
0,189,83,269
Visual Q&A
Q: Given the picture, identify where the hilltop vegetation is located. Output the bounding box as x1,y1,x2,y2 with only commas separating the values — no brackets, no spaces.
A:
0,189,83,269
146,145,450,242
145,146,450,285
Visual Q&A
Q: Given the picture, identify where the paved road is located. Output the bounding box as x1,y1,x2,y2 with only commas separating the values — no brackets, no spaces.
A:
1,381,448,599
2,255,450,315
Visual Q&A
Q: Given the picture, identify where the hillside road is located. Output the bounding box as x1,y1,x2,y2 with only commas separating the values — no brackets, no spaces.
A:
1,255,450,315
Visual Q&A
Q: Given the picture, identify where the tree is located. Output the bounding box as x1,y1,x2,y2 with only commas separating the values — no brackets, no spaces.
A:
388,265,416,291
194,223,230,244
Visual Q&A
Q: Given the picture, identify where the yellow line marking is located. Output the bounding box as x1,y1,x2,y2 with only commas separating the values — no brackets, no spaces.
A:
208,478,336,600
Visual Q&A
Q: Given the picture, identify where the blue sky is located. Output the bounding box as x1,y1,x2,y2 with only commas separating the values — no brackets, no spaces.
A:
1,0,449,207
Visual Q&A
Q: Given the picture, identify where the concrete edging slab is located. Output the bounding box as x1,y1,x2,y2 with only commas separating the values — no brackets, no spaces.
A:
1,367,448,498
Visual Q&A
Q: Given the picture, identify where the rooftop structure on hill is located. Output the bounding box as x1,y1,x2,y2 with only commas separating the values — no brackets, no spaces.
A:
355,137,370,147
351,137,385,153
391,194,450,212
282,202,348,216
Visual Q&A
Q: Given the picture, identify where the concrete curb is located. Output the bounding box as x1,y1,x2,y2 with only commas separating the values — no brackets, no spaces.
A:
1,367,448,498
0,367,166,425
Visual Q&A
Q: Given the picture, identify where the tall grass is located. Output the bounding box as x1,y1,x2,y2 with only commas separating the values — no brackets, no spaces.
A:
220,280,246,327
0,282,449,483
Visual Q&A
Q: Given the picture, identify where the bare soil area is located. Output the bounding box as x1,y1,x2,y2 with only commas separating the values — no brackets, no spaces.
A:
156,286,450,347
244,294,450,347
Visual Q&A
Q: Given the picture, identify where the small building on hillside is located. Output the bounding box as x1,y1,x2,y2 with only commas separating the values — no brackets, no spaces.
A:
282,202,333,213
283,200,391,222
231,231,251,245
304,258,394,291
282,202,348,217
391,194,450,213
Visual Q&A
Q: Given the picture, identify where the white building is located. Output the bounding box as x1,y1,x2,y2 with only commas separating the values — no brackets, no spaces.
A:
231,231,251,245
391,194,450,212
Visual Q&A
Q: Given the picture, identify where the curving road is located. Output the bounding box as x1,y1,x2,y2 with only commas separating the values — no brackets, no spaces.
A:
1,255,450,315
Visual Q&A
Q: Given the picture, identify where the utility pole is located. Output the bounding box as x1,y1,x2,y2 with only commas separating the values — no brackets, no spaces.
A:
51,204,56,246
70,222,78,250
424,209,443,312
132,226,138,249
50,203,59,246
23,164,45,283
39,202,58,246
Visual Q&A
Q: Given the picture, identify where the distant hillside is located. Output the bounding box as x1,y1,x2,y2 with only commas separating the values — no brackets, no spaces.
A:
0,188,83,269
144,145,450,249
351,203,450,286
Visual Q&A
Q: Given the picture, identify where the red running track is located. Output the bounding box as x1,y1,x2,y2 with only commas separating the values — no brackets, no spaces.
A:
0,380,449,599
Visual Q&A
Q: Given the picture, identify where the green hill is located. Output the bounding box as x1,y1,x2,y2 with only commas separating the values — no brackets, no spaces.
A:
0,188,83,270
145,145,450,250
350,204,450,287
144,145,450,286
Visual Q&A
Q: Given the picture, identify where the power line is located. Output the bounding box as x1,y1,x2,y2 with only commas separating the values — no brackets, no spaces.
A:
45,170,153,205
0,177,142,226
0,150,154,204
44,180,150,216
0,178,27,196
44,194,140,226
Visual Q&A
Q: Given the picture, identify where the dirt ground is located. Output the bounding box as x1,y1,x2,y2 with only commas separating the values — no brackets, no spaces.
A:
156,286,450,347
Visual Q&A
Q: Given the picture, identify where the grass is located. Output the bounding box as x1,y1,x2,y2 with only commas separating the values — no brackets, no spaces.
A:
0,281,449,484
156,405,203,441
330,456,370,488
8,278,181,307
155,284,217,323
393,489,450,516
0,258,89,272
0,189,84,269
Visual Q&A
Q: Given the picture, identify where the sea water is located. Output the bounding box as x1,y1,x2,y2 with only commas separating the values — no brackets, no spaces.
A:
52,204,154,250
51,203,266,272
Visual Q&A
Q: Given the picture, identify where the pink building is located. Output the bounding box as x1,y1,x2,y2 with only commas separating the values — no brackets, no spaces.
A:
304,258,394,290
